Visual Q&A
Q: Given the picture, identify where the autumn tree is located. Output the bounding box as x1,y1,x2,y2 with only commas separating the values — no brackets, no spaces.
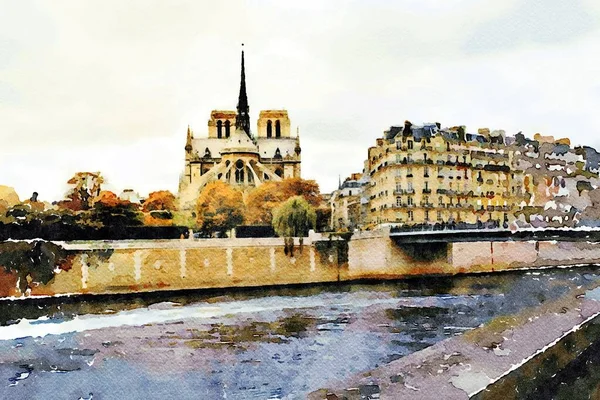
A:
60,172,104,211
89,191,142,228
245,178,322,225
142,190,177,225
196,181,245,237
143,190,177,212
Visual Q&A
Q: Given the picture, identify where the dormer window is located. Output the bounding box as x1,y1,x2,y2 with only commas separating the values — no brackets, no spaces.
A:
274,148,282,159
203,148,211,158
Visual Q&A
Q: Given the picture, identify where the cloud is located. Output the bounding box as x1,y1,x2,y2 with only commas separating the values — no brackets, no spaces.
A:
463,0,600,54
1,1,600,199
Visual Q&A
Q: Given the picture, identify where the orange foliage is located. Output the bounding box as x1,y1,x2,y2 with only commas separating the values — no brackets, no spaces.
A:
245,178,322,225
196,182,245,234
95,191,137,208
143,190,176,212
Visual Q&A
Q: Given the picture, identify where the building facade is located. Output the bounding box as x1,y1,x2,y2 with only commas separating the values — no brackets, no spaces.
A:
331,120,600,230
178,49,301,210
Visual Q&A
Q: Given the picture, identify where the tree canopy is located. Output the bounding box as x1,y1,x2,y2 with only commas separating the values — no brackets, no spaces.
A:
196,181,245,236
272,196,316,238
0,240,69,294
143,190,176,212
245,178,322,225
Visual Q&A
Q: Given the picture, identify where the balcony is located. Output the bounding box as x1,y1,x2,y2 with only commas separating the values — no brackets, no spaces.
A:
419,202,434,208
422,189,432,194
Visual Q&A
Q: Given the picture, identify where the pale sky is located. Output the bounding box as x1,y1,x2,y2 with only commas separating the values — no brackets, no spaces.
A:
2,0,600,202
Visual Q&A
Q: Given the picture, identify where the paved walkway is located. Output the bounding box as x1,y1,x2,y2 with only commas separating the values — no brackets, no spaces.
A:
309,278,600,399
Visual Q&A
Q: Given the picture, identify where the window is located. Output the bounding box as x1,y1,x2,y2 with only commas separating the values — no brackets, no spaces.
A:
275,120,281,138
424,195,429,204
225,120,231,138
408,140,413,150
407,196,413,205
424,166,429,177
407,167,413,177
396,197,402,207
275,168,283,178
235,159,245,183
217,120,223,138
437,211,442,221
425,210,430,221
408,210,414,221
396,183,402,192
408,182,413,191
267,120,272,138
438,196,443,205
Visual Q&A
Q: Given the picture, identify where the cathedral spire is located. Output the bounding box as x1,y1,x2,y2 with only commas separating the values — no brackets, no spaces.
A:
236,44,252,139
185,125,193,152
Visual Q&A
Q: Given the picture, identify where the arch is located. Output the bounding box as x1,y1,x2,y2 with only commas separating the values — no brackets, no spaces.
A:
267,120,272,138
275,120,281,138
235,159,245,183
274,148,282,159
275,168,283,178
217,120,223,138
204,147,211,158
224,120,231,138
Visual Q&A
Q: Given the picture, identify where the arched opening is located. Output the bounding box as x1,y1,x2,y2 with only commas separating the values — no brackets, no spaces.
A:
247,166,254,184
275,168,283,178
274,148,282,159
275,120,281,138
235,159,245,184
225,120,231,138
204,148,211,158
267,120,272,138
217,120,223,138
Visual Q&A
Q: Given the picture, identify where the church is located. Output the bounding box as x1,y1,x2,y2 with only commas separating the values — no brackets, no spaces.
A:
178,48,302,210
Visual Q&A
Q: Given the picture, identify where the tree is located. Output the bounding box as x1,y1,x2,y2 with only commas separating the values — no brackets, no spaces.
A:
143,190,177,212
245,178,322,225
89,191,142,228
0,240,69,294
272,196,316,256
196,182,245,236
61,172,104,211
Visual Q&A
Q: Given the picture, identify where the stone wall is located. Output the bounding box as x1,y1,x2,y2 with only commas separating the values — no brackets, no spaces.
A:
6,234,600,298
27,238,344,297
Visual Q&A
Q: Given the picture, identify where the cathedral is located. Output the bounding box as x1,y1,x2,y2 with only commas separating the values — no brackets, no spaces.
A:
178,48,302,210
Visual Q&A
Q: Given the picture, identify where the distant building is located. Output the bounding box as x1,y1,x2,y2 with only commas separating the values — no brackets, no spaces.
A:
178,48,301,210
333,120,600,230
119,189,141,204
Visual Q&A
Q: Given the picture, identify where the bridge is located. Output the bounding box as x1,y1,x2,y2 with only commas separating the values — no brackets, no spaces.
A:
387,227,600,243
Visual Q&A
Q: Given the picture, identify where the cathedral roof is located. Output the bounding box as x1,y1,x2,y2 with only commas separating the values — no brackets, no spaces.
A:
220,127,259,155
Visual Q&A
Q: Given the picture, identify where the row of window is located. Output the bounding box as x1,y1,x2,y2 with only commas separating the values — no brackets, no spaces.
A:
215,119,283,138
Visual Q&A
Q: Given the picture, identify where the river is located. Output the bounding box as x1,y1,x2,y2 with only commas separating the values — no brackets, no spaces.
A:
1,267,599,399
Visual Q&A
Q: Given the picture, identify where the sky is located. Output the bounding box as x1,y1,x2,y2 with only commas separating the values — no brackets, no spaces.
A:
2,0,600,202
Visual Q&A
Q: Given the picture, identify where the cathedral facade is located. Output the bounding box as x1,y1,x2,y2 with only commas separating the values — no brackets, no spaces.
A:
178,49,301,210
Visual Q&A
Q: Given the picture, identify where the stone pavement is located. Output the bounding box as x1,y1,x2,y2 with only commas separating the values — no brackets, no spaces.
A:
308,280,600,399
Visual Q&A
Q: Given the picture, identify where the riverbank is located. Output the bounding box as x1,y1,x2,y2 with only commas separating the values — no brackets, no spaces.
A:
308,271,600,399
3,231,600,298
1,267,598,399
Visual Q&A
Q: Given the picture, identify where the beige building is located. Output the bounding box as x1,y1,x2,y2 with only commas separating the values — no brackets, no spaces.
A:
178,49,301,210
352,122,528,229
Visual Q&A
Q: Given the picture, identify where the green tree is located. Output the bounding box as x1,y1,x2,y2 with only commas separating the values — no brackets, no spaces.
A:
272,196,316,256
0,241,69,294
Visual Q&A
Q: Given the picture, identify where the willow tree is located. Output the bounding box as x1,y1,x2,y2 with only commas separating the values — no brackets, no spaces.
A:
272,196,316,256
